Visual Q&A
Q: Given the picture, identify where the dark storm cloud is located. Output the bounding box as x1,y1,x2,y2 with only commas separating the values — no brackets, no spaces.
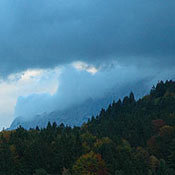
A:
0,0,175,76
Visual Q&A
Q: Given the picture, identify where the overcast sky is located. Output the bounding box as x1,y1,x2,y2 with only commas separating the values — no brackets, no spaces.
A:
0,0,175,129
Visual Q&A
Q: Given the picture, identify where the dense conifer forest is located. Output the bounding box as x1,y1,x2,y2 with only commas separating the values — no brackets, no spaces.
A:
1,80,175,175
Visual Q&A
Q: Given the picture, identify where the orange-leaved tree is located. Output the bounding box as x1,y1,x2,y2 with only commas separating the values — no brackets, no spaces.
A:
72,151,109,175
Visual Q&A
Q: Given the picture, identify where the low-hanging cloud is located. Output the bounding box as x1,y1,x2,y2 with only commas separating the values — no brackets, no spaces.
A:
14,61,175,122
0,67,61,130
0,0,175,77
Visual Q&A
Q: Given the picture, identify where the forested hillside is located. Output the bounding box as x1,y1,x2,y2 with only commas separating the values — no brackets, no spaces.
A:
1,80,175,175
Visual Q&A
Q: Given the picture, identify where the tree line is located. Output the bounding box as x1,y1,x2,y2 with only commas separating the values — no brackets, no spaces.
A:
1,80,175,175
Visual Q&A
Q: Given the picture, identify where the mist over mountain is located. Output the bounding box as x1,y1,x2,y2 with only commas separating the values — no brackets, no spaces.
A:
9,77,152,129
9,60,175,130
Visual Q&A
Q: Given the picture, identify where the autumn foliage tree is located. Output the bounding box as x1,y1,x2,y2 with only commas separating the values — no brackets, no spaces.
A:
72,151,108,175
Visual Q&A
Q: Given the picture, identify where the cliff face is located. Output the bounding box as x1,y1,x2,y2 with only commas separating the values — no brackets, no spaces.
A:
9,94,116,130
9,80,149,130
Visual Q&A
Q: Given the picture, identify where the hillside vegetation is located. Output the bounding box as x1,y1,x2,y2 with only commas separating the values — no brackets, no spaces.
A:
1,80,175,175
